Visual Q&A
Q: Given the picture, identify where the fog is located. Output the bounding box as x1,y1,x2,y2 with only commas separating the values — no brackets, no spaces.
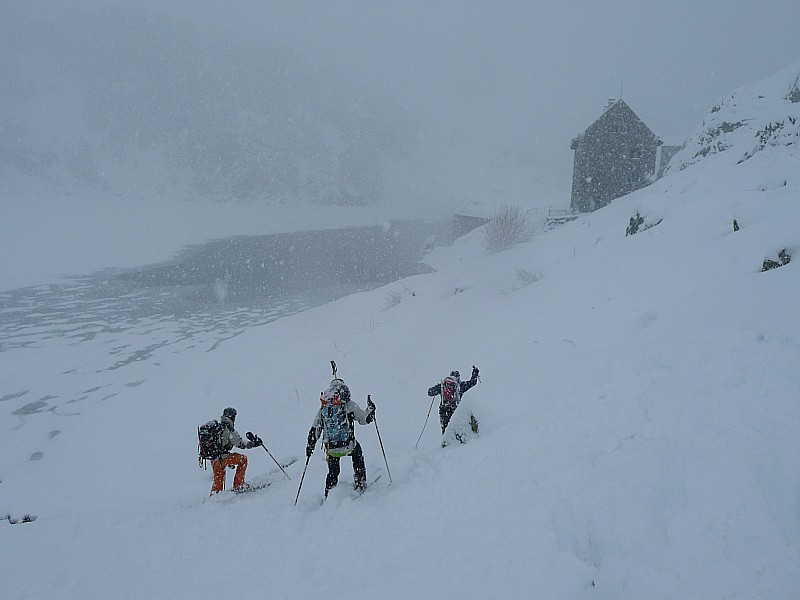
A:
3,1,800,213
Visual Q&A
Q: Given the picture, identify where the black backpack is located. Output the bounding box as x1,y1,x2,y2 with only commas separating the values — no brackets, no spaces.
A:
198,420,224,466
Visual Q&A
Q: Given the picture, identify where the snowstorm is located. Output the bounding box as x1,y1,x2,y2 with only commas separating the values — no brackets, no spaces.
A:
5,2,800,213
2,2,800,599
4,1,799,288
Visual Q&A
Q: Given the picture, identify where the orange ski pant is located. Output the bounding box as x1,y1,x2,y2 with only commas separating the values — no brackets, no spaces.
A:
210,453,248,495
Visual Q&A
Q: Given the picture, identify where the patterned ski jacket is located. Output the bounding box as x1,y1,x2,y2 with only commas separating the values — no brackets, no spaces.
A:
218,415,251,459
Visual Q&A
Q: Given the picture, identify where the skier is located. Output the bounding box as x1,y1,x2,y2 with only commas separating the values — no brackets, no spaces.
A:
210,407,262,495
427,366,480,434
306,378,376,496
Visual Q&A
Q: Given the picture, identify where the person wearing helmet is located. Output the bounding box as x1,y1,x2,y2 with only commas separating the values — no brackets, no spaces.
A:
210,407,262,495
427,366,480,434
306,378,376,496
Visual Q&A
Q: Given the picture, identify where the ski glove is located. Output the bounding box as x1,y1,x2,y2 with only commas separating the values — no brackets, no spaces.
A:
366,396,376,424
246,432,264,447
472,366,479,379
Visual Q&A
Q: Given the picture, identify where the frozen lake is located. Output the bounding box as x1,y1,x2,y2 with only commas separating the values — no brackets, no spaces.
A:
1,221,441,380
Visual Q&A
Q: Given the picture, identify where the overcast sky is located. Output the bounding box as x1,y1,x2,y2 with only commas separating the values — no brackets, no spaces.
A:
164,1,800,188
12,1,800,194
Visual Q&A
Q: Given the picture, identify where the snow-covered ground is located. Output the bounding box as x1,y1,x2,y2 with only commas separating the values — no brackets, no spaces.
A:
2,64,799,599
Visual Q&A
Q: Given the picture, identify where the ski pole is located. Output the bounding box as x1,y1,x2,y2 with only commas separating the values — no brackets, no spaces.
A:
369,396,392,484
294,455,311,506
247,432,290,480
415,395,436,448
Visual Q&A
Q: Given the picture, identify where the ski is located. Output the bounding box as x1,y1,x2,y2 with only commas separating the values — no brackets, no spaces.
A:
209,458,298,502
267,456,298,476
368,471,382,487
230,457,299,495
232,482,271,495
279,457,299,470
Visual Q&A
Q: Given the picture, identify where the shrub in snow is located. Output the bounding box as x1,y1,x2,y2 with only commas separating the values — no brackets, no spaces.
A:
761,248,792,272
483,205,531,251
510,266,542,291
381,285,414,311
441,405,480,447
626,211,662,236
626,211,645,236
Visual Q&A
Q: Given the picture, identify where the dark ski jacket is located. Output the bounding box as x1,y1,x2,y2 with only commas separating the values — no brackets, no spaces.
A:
427,372,478,399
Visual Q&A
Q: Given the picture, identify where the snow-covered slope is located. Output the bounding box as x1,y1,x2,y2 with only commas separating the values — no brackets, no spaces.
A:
669,60,800,171
2,65,799,599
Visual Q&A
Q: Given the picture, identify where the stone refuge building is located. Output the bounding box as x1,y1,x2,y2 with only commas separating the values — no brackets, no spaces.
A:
570,99,682,213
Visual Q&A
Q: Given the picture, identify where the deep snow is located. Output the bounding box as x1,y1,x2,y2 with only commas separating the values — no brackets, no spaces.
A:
2,64,799,599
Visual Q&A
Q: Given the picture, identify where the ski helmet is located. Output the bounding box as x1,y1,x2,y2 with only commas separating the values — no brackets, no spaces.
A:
450,370,460,379
222,407,237,421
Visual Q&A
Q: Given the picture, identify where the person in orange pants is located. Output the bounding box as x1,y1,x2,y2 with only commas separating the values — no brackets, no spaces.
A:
210,407,261,495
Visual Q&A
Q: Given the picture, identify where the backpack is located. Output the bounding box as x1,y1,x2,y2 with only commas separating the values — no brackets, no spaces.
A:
198,420,224,466
441,376,460,406
319,387,353,457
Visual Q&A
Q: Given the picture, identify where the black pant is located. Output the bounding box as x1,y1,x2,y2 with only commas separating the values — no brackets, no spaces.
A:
325,441,366,495
439,403,458,433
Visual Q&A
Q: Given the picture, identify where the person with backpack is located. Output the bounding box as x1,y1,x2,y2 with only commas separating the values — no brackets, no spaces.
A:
305,378,376,496
205,407,262,495
427,366,480,434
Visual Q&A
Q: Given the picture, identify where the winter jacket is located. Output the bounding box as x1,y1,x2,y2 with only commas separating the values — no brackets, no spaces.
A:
308,397,372,457
427,372,479,401
218,415,251,459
